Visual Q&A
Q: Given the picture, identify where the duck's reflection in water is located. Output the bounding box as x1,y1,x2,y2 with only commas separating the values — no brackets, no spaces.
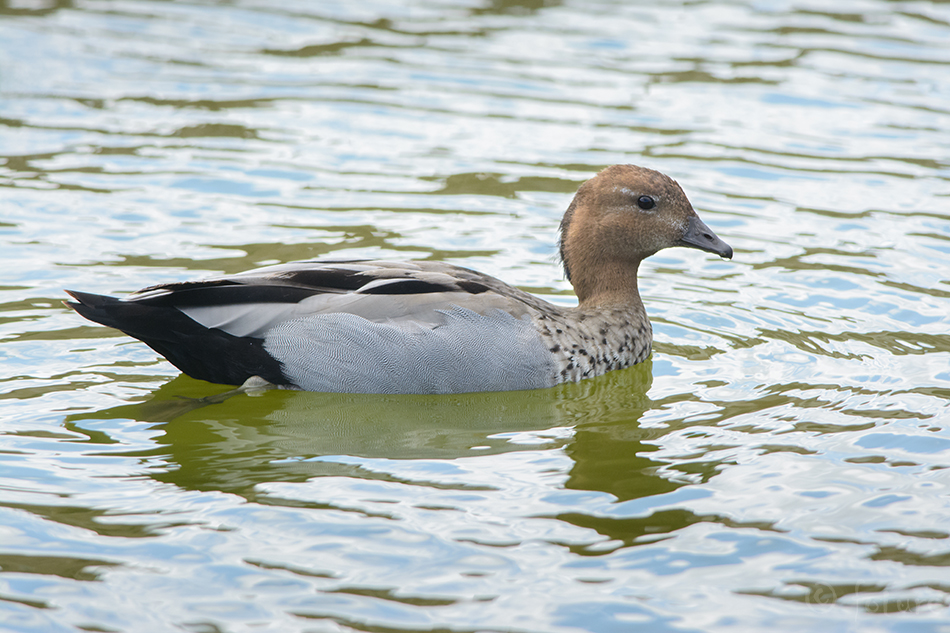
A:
67,360,738,544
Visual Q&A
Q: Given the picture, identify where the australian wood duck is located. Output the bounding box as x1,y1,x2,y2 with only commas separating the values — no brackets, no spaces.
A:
66,164,733,393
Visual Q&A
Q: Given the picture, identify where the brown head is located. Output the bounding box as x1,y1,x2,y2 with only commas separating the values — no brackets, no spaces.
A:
558,164,732,307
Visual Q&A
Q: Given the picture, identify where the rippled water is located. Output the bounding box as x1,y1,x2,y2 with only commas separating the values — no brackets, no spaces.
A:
2,1,949,631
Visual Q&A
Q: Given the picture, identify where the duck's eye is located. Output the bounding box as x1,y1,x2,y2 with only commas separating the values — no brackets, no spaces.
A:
637,195,656,210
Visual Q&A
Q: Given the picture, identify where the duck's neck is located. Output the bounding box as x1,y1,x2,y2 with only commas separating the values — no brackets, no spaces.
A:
571,259,645,313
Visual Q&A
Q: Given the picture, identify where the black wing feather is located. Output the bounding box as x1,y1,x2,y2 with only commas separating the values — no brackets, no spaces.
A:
133,283,321,308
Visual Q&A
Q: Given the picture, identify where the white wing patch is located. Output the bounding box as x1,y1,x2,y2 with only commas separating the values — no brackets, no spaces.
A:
179,290,529,339
179,302,299,338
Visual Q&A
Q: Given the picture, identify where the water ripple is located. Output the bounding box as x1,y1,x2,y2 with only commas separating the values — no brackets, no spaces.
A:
2,0,950,631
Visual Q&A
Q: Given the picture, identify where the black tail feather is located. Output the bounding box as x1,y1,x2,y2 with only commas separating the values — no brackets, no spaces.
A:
65,290,289,387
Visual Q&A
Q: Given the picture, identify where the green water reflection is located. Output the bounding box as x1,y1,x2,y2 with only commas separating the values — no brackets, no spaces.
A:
62,360,776,560
68,363,656,495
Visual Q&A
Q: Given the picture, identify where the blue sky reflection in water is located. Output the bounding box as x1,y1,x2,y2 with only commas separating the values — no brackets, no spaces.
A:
1,0,949,631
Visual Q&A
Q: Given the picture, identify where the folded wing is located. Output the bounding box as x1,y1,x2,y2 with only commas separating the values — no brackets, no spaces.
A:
66,260,558,393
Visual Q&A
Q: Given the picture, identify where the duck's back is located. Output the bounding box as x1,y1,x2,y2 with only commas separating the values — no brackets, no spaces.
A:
67,260,559,394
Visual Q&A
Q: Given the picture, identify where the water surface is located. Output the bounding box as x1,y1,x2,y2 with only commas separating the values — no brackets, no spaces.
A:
1,1,949,631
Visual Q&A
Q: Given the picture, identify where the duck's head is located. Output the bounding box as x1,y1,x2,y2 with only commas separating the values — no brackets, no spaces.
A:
558,164,732,306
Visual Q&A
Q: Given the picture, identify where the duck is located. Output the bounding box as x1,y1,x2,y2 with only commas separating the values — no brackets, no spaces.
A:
66,164,733,394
